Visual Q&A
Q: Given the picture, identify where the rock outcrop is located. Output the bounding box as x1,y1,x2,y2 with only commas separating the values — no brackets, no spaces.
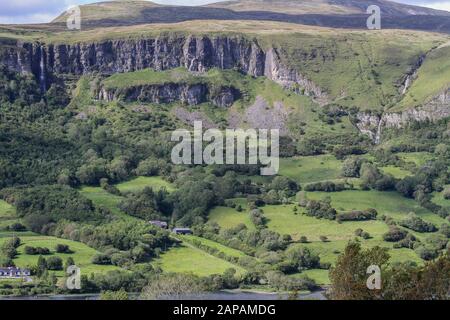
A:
356,88,450,143
0,35,326,101
98,83,239,108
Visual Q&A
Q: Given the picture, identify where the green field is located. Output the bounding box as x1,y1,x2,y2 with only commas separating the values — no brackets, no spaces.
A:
432,187,450,207
307,190,448,227
182,235,248,259
80,186,131,220
209,206,255,230
116,176,175,193
0,234,119,277
380,166,412,179
279,155,343,184
261,204,389,242
0,200,19,229
153,243,246,277
396,152,435,166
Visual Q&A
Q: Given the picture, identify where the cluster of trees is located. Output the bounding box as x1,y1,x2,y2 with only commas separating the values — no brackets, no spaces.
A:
118,187,172,221
329,242,450,300
304,181,348,192
0,236,21,265
25,246,51,255
304,198,337,220
399,213,437,233
337,209,378,222
1,186,104,233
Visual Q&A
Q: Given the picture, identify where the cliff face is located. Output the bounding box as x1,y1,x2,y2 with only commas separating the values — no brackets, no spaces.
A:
0,35,326,100
356,88,450,143
98,83,240,108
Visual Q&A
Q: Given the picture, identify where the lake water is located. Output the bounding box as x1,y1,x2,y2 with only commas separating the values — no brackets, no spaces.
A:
0,290,326,300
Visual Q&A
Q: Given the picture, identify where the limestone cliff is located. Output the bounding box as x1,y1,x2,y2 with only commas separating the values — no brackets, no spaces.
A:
0,35,326,100
356,88,450,143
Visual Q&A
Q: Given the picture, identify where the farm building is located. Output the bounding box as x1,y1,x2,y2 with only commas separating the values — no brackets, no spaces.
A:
0,267,31,278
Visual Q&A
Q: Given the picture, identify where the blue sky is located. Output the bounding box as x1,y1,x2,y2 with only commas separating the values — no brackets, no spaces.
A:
0,0,449,24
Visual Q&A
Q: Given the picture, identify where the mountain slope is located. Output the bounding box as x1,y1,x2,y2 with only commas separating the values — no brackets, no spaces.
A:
48,0,450,33
207,0,450,16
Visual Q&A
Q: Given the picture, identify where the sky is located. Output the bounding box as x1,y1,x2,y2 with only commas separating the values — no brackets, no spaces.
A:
0,0,449,24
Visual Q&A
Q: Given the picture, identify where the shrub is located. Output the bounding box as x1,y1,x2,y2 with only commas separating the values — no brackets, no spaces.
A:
299,236,308,243
393,234,417,249
304,181,347,192
24,246,51,255
6,223,26,232
305,198,336,220
361,232,371,240
342,157,363,178
46,256,63,270
320,236,329,242
337,209,377,222
383,227,408,242
55,244,72,254
415,245,439,261
92,253,112,265
399,213,437,233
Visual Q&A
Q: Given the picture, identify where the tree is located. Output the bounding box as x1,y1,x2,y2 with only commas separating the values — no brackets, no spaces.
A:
342,157,363,178
92,253,112,265
47,256,63,270
329,242,389,300
65,257,75,271
37,256,48,277
141,274,205,300
55,244,72,254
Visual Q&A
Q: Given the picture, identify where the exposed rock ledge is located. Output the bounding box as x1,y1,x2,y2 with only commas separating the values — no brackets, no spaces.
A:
1,36,327,102
356,89,450,143
98,83,240,108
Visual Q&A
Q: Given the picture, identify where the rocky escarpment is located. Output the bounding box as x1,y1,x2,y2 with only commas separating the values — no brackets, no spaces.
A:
0,35,326,100
356,88,450,143
98,83,239,108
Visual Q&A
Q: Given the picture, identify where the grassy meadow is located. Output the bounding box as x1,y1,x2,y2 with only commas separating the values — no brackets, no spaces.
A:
153,243,246,277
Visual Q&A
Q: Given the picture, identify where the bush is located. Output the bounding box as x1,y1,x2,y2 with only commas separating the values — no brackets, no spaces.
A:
299,236,308,243
24,246,51,255
320,236,329,242
305,198,337,220
337,208,377,222
55,244,72,254
46,256,63,270
415,245,439,261
383,227,408,242
361,232,371,240
304,181,347,192
342,157,363,178
6,223,26,232
399,213,437,233
92,253,112,265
